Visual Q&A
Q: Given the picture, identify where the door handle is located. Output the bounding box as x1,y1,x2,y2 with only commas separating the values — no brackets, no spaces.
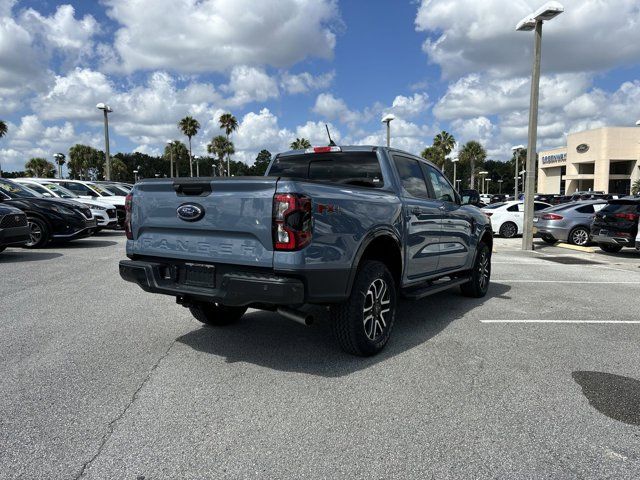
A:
438,204,446,211
411,207,423,215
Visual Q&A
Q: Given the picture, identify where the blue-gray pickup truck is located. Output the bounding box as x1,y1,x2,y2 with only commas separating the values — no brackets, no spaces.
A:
119,145,492,356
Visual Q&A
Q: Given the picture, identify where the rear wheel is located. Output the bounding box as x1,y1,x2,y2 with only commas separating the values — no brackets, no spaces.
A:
568,227,590,246
189,302,247,326
541,235,556,245
461,241,491,298
499,221,518,238
24,217,49,248
598,243,622,253
330,260,397,356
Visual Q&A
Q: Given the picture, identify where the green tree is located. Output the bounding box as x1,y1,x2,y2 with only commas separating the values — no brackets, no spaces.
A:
420,146,441,164
207,135,234,176
459,140,487,190
68,144,103,179
25,157,55,178
54,153,66,178
163,140,189,178
110,158,129,181
433,131,456,172
290,138,311,150
0,120,7,176
250,149,272,176
178,116,200,177
219,113,238,176
632,179,640,195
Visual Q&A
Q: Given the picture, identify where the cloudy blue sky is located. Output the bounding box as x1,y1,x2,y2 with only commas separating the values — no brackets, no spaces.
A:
1,0,640,174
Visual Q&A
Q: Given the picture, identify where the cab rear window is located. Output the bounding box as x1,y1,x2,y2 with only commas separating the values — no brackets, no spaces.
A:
268,152,384,188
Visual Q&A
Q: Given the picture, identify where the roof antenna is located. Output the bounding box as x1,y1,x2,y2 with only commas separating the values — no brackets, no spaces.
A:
325,124,337,146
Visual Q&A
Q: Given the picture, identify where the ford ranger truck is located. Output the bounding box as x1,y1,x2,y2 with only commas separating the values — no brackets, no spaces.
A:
119,146,493,356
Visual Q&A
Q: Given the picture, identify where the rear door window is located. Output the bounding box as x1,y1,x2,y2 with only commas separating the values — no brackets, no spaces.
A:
393,156,430,199
268,152,383,188
576,204,595,214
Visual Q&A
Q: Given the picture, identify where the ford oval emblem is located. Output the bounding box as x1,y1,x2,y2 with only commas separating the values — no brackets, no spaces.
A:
576,143,589,153
177,203,204,222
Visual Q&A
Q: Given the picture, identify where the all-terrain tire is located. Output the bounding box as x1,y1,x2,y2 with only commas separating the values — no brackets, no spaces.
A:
330,260,397,357
189,302,247,326
460,241,491,298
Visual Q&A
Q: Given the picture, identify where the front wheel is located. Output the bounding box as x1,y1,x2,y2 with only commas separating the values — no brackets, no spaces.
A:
24,217,49,248
189,302,247,326
330,260,397,356
460,241,491,298
598,243,622,253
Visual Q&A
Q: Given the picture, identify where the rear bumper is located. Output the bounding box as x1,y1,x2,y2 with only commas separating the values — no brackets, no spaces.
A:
119,259,305,307
591,234,633,246
533,223,570,241
0,225,30,247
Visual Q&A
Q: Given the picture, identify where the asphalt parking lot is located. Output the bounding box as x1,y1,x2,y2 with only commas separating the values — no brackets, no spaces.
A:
1,234,639,479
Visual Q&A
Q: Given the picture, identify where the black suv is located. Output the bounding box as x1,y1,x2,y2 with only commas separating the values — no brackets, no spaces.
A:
0,179,97,248
0,204,30,253
591,198,640,253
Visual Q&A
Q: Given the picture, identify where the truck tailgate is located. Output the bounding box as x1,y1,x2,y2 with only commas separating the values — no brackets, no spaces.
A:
128,178,276,267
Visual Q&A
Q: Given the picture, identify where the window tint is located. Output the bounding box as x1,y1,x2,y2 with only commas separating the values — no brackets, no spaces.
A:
426,166,456,203
64,182,92,195
534,202,549,211
600,201,640,214
507,204,520,212
576,204,595,214
268,152,383,188
393,156,429,199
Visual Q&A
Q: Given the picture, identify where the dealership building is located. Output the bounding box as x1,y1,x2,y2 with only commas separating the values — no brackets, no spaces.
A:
537,127,640,195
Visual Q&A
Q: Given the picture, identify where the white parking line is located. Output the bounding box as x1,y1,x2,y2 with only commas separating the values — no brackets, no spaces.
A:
493,280,640,284
481,320,640,324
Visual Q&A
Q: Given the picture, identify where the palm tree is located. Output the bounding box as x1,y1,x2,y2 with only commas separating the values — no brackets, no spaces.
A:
178,116,200,177
25,158,55,178
0,120,7,177
54,153,66,178
207,135,235,176
459,140,487,190
433,131,456,172
218,113,238,176
632,179,640,196
290,138,311,150
164,140,188,177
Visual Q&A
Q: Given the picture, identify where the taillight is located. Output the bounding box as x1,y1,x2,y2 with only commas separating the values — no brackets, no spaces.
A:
124,193,133,240
542,213,563,220
614,212,639,221
273,193,312,251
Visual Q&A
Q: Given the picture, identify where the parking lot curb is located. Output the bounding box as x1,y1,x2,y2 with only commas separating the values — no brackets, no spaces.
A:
556,243,596,253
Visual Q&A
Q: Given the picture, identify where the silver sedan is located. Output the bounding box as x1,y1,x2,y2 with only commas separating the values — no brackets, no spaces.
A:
533,200,607,246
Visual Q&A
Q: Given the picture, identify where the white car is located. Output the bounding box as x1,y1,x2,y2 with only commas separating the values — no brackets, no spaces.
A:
636,217,640,250
482,200,552,238
15,179,119,230
31,178,125,227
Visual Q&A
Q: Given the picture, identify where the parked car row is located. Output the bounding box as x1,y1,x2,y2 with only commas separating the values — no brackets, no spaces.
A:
479,195,640,254
0,178,131,254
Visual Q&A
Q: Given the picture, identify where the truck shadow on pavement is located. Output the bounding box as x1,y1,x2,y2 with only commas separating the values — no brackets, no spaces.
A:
55,239,118,249
0,251,63,263
177,282,512,378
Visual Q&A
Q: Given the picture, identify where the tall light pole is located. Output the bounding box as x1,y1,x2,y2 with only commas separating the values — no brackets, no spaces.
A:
485,178,491,194
511,144,525,200
96,103,113,180
194,155,200,177
516,1,564,250
451,157,459,185
498,179,503,194
166,140,174,178
456,179,461,191
381,114,395,147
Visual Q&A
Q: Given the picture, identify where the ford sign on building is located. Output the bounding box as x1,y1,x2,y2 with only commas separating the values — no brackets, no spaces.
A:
537,127,640,195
